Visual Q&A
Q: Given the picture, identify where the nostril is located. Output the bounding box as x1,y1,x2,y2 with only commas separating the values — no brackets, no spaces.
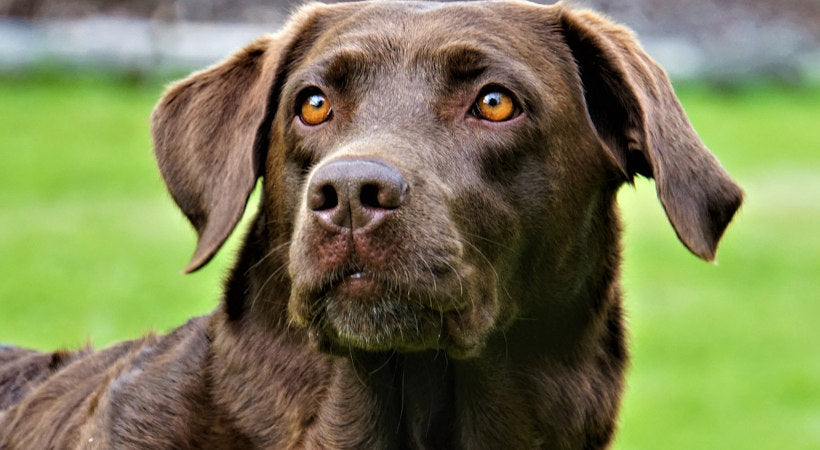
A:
310,184,339,211
360,181,407,210
360,184,381,209
320,185,339,210
307,158,408,230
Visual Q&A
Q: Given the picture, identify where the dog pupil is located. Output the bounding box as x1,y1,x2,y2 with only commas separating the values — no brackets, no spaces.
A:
309,96,324,109
485,93,501,107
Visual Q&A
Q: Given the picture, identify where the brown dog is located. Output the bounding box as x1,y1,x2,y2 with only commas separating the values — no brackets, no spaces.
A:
0,1,742,448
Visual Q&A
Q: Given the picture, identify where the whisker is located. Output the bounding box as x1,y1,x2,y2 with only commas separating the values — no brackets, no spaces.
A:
441,259,464,299
368,349,396,375
248,262,289,312
348,346,368,389
460,238,513,301
418,255,437,293
397,360,407,435
244,240,291,276
458,229,515,252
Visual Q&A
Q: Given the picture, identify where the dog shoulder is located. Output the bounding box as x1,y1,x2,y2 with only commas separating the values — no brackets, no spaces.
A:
0,316,215,446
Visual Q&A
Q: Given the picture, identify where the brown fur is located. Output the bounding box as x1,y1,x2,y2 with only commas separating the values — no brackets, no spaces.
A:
0,1,742,448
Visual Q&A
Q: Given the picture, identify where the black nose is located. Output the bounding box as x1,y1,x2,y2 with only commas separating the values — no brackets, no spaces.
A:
307,158,408,230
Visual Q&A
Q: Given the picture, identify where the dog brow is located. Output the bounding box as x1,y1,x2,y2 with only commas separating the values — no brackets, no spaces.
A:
321,49,371,92
433,44,490,82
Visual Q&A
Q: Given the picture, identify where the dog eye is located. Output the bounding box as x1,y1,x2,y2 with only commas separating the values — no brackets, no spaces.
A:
298,90,332,126
473,88,518,122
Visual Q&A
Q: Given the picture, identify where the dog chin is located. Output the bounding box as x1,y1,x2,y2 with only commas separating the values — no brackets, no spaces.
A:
290,275,490,359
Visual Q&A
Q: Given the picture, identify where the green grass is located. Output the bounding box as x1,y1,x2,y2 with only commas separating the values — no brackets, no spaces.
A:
617,82,820,449
0,73,817,448
0,72,235,348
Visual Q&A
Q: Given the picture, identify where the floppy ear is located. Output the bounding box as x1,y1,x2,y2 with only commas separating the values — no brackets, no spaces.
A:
559,8,743,261
151,7,321,273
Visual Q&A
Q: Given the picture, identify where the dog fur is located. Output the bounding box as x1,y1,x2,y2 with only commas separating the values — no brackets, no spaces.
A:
0,1,742,448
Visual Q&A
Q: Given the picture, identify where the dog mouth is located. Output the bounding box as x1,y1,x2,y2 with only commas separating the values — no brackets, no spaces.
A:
290,262,481,356
331,268,382,297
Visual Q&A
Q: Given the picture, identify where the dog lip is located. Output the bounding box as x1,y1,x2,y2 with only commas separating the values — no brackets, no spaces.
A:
341,269,372,286
322,267,381,297
334,266,368,282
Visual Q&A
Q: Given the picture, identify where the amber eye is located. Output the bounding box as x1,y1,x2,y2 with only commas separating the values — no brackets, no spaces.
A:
299,91,332,126
474,89,517,122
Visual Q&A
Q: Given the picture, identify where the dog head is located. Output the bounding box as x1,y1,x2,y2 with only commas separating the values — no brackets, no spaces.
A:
152,1,742,358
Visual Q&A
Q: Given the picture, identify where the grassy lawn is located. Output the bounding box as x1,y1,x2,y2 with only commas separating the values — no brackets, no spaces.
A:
0,73,817,448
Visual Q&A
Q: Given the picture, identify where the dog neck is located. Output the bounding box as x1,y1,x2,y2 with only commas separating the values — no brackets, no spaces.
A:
210,205,625,447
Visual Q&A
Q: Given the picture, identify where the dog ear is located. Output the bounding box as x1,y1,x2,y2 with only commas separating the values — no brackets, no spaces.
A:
559,8,743,261
151,7,322,273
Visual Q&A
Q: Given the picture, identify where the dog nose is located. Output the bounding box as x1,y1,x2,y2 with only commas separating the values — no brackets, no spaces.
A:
307,158,408,230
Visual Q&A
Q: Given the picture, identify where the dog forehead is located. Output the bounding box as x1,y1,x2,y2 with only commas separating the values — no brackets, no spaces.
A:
306,0,556,61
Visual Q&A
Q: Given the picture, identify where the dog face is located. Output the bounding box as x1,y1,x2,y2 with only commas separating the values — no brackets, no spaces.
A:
282,4,607,357
151,1,741,358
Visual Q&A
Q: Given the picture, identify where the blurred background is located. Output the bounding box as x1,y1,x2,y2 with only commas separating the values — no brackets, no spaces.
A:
0,0,817,448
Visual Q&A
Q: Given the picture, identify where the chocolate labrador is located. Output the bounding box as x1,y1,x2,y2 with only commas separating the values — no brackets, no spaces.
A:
0,1,742,448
